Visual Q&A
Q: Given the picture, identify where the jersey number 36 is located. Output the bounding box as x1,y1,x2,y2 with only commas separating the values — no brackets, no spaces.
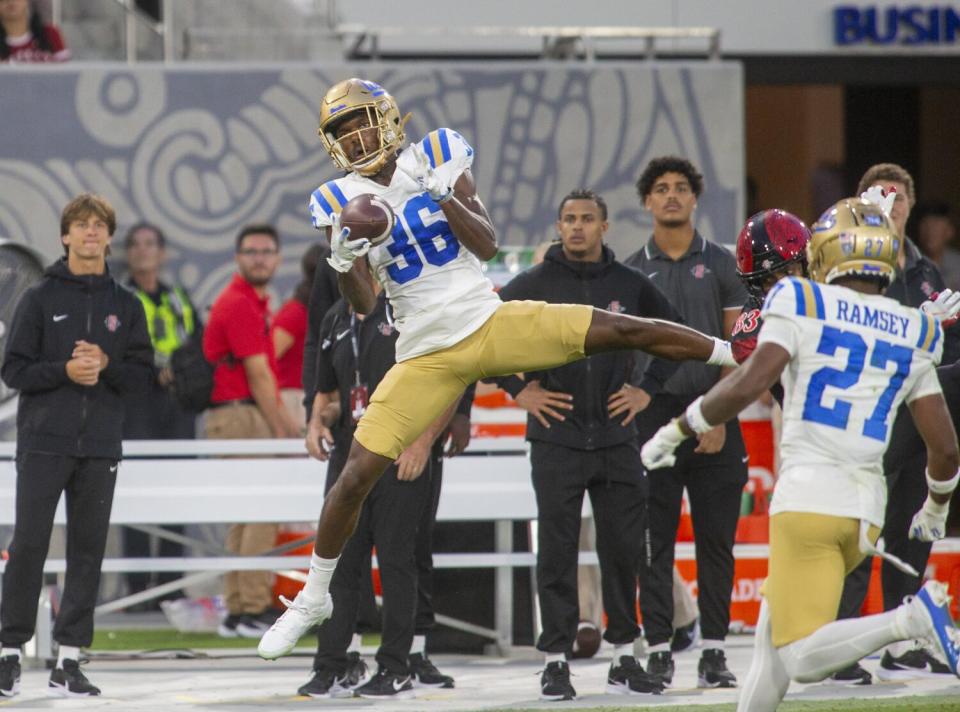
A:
386,194,460,284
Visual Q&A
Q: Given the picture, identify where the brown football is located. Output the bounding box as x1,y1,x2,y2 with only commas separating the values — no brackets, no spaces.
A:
570,620,601,659
340,194,395,246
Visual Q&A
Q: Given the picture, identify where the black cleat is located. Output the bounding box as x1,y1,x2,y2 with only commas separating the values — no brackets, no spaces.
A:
354,665,415,699
647,651,675,687
877,647,953,680
409,652,454,688
0,655,20,698
606,655,664,695
297,667,352,698
828,661,872,685
48,659,100,697
698,648,737,688
540,660,576,701
671,618,700,653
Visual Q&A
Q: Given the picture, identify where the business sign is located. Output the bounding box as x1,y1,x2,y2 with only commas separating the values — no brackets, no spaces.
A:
835,5,960,45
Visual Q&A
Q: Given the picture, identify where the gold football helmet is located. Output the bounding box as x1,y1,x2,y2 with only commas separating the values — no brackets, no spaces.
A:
317,78,409,176
807,198,900,286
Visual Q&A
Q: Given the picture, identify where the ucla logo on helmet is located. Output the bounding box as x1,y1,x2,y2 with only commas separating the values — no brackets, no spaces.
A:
863,213,885,227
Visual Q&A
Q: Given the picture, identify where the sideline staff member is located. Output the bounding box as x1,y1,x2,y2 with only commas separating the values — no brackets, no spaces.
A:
0,193,153,697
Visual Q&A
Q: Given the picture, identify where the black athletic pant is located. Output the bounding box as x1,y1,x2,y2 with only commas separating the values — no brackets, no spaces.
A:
1,452,117,648
838,448,931,618
414,444,444,635
636,395,748,647
314,461,429,674
532,440,647,653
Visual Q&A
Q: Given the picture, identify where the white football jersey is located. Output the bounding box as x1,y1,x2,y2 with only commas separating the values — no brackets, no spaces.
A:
758,277,943,527
309,128,501,361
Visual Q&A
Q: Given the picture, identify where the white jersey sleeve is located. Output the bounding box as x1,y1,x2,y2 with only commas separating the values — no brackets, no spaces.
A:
905,310,944,402
419,128,475,186
308,179,349,230
756,277,805,357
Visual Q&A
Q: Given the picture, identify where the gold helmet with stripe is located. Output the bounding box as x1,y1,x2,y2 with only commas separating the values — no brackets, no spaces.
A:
807,197,899,287
317,78,409,176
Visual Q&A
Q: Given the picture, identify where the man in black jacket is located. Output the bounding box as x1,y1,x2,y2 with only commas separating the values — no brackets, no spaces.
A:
0,194,154,698
497,190,676,701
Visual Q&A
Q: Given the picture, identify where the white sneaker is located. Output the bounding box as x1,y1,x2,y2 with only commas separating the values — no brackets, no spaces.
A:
257,592,333,660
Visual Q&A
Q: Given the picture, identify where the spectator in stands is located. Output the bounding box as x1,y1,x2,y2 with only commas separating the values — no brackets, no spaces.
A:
120,222,200,608
915,203,960,292
0,0,69,62
272,243,323,427
0,193,153,697
298,285,462,699
834,164,960,683
204,223,300,639
625,157,748,690
497,189,674,700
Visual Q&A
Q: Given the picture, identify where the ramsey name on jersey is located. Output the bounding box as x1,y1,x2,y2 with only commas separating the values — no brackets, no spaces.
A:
309,128,501,362
757,276,943,527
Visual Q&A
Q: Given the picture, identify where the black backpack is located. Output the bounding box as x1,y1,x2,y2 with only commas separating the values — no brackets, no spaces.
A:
169,333,215,413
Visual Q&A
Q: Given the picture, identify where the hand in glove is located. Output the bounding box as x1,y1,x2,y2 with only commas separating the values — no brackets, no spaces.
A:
920,289,960,329
859,184,897,218
909,496,949,542
326,214,371,274
398,143,453,203
640,419,689,470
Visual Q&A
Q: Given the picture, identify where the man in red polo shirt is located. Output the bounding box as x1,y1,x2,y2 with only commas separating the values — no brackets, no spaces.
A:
204,223,301,638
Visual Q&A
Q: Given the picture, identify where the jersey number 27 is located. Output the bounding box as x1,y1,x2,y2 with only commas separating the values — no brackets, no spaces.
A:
802,325,912,442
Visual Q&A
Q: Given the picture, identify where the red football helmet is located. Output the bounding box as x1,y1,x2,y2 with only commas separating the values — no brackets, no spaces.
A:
735,209,811,299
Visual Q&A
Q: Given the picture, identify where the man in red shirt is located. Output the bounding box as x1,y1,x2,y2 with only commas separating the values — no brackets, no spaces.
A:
203,223,301,638
0,0,69,62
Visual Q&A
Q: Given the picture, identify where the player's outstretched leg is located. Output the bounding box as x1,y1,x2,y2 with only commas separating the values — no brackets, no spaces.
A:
778,579,960,683
583,309,734,365
259,440,393,660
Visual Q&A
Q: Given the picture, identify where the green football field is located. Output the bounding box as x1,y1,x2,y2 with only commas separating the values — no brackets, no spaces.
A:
489,701,960,712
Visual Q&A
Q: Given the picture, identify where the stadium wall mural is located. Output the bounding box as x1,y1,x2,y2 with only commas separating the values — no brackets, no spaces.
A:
0,62,743,307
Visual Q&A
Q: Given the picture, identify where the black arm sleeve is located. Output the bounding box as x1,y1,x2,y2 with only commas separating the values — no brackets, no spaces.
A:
302,258,342,417
1,290,71,393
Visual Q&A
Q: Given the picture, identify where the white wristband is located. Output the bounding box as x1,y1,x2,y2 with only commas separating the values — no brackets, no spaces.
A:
684,396,714,435
706,337,738,368
927,467,960,496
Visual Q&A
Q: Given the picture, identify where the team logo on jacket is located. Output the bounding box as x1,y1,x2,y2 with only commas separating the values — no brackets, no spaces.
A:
921,281,934,297
691,264,710,279
104,314,121,332
606,300,626,314
378,321,395,336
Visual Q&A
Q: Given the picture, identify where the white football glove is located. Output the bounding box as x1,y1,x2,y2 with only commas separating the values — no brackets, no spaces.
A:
920,288,960,328
399,143,453,203
640,418,689,470
326,214,371,274
859,184,896,218
909,495,950,542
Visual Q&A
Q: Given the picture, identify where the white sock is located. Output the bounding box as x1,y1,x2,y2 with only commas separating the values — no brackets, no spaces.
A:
57,645,80,669
545,653,565,665
779,609,904,683
702,638,725,653
303,553,338,601
410,635,426,655
737,600,790,712
613,643,633,660
347,633,362,654
647,642,670,655
0,648,20,661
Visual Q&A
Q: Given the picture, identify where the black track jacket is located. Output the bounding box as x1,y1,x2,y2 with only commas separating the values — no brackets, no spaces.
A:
2,259,154,459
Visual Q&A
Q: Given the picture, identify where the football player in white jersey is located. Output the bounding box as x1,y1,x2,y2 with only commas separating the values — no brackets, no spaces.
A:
258,77,741,660
642,197,960,710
